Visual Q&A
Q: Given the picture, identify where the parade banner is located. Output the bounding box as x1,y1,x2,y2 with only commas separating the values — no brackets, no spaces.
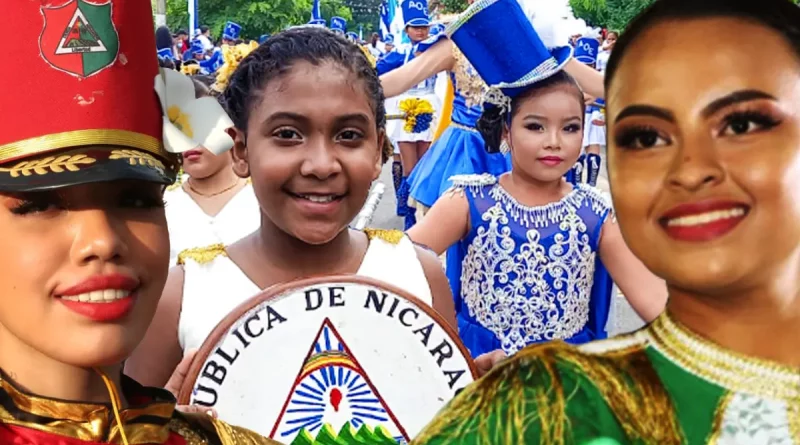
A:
178,276,476,445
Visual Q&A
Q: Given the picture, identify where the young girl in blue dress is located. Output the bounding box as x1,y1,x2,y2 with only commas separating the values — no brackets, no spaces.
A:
407,3,667,358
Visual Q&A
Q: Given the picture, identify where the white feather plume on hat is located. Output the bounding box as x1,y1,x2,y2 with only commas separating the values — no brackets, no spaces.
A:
515,0,588,49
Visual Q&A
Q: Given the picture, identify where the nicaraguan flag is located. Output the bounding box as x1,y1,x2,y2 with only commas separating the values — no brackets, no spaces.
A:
188,0,199,37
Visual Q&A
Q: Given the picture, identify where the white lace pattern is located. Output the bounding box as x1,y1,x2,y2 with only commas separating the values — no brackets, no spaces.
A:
458,181,609,355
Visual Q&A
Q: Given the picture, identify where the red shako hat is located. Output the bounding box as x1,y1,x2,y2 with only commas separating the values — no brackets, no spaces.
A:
0,0,177,191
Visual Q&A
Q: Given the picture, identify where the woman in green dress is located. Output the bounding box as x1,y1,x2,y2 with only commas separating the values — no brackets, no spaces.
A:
412,0,800,443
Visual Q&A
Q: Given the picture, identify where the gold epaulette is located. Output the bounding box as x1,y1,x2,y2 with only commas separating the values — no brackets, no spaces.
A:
177,244,227,266
364,228,404,245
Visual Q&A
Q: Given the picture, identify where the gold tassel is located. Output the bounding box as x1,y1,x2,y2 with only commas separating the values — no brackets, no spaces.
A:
412,341,684,445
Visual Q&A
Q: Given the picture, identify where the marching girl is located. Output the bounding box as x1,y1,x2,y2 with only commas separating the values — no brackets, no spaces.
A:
572,33,606,187
377,0,442,228
0,2,276,444
415,0,800,443
407,0,666,358
126,27,504,390
382,0,606,300
164,44,262,266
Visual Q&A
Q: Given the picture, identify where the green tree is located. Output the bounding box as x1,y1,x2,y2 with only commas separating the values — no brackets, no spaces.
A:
165,0,353,39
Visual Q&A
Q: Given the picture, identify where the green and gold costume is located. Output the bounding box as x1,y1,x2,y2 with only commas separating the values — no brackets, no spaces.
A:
413,313,800,444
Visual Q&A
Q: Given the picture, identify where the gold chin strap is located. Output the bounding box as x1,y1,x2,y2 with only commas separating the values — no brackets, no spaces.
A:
94,367,130,445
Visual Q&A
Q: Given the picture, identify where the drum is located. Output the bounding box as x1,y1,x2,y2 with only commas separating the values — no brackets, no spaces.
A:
178,275,477,444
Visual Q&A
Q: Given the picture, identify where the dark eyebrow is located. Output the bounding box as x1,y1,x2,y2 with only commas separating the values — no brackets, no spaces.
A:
262,112,371,126
336,113,371,125
615,105,675,124
262,111,308,126
700,89,777,119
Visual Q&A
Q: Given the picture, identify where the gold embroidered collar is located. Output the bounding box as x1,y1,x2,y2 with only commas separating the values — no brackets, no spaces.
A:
0,370,177,444
648,313,800,401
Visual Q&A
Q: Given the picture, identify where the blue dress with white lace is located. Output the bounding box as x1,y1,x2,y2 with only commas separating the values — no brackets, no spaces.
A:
447,174,615,358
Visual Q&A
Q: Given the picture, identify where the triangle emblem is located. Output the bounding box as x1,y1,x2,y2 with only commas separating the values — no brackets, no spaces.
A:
55,7,107,54
271,318,409,444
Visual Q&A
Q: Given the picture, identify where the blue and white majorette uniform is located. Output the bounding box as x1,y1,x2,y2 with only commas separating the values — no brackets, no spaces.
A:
441,0,614,358
377,0,443,228
571,35,604,187
449,175,614,357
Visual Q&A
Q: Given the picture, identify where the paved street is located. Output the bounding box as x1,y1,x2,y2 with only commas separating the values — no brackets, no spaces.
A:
366,153,646,337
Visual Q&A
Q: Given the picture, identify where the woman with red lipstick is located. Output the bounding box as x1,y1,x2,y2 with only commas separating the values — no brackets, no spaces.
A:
407,0,666,360
0,1,278,444
126,27,504,391
414,0,800,443
164,78,260,266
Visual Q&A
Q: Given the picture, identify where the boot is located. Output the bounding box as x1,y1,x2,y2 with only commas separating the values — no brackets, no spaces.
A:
404,205,417,230
392,161,405,216
566,154,585,185
586,153,601,187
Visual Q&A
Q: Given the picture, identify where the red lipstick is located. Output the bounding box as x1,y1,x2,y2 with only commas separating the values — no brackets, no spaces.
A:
538,156,564,167
57,274,139,322
659,200,749,242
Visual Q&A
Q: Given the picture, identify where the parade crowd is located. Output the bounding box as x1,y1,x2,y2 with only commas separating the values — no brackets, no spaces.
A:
0,0,798,444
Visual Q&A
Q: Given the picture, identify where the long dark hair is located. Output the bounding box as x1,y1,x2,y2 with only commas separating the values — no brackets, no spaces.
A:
476,70,585,153
605,0,800,92
155,25,173,51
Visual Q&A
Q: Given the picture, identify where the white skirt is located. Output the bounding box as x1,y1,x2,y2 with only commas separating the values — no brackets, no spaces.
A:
583,109,607,147
390,92,442,143
384,96,402,155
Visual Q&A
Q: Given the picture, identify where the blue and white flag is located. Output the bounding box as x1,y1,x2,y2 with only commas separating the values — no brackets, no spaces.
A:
188,0,199,37
379,0,392,39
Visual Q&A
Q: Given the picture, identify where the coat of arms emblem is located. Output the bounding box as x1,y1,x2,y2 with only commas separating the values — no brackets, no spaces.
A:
40,0,119,78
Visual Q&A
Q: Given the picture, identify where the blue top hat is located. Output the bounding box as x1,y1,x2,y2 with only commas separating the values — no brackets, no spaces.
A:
383,33,395,44
259,34,270,44
402,0,430,27
222,21,242,41
430,23,445,36
308,18,326,26
346,32,359,42
157,47,174,61
447,0,573,107
574,37,599,65
330,17,347,34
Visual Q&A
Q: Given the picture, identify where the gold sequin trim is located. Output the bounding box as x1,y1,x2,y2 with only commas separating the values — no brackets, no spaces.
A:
413,339,684,445
364,228,404,245
210,417,283,445
0,154,96,177
705,392,733,445
177,244,227,265
648,313,800,402
451,45,488,109
168,418,210,445
0,129,165,163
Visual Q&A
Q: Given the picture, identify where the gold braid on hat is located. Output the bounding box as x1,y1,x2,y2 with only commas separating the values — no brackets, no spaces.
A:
212,41,260,94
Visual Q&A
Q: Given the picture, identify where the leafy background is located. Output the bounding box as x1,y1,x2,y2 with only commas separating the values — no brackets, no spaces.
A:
154,0,800,41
